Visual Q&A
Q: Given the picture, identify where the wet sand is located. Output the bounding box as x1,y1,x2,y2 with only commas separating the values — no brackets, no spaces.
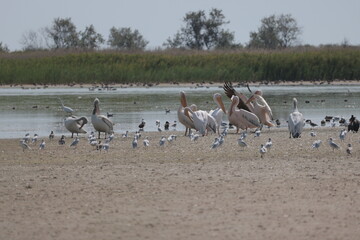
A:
1,127,360,240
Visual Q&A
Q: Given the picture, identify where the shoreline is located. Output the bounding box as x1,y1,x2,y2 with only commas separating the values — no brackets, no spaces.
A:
1,79,360,89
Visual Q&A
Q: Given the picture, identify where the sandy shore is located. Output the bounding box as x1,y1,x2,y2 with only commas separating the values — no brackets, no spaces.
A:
1,127,360,240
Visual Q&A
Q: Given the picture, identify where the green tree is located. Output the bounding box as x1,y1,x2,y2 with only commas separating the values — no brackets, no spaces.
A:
107,27,148,50
248,14,301,49
0,42,10,53
46,17,79,49
79,24,105,50
164,8,236,50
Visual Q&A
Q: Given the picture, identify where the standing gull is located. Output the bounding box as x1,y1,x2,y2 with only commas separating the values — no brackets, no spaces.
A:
328,138,340,151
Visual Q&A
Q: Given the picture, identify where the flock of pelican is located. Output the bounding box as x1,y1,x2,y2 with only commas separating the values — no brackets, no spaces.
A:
18,82,357,157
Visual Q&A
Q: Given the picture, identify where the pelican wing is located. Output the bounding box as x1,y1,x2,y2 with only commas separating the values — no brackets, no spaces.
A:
192,110,208,136
206,113,217,133
288,112,304,138
223,82,252,112
99,115,114,131
239,109,261,128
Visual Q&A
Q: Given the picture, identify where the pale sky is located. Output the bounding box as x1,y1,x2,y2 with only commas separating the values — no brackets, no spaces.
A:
1,0,359,51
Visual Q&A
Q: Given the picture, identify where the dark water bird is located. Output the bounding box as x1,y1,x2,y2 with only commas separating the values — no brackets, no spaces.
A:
275,119,281,127
106,112,113,118
58,135,66,145
49,131,54,140
164,121,170,130
138,119,146,130
348,115,359,133
306,119,318,127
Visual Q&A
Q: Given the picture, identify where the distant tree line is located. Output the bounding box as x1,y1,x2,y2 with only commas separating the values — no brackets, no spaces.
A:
0,9,307,52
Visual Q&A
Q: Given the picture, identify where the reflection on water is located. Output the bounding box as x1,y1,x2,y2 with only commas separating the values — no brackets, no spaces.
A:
0,84,359,139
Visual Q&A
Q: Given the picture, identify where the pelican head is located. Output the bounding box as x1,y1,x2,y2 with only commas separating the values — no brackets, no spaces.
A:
93,98,100,115
213,93,227,113
180,91,187,107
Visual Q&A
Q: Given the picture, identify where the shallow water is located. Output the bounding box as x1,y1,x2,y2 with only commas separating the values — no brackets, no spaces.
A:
1,84,359,139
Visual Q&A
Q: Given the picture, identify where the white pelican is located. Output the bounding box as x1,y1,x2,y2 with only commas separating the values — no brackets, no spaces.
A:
58,97,74,115
184,107,209,136
64,116,88,138
328,138,340,151
288,98,304,138
246,91,274,128
209,93,227,134
91,98,114,139
177,91,196,136
228,96,261,133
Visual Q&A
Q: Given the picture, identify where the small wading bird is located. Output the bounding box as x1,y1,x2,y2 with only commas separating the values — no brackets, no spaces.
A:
49,131,55,140
20,140,31,151
70,137,80,148
159,136,166,146
58,97,74,115
260,144,267,158
237,138,247,149
312,140,322,150
39,139,46,150
328,138,340,151
264,138,272,151
339,129,347,141
346,144,352,155
91,98,114,139
143,137,150,148
58,135,65,145
64,116,88,138
288,98,304,138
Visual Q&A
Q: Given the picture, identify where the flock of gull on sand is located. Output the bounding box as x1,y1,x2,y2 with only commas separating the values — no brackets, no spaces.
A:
19,82,359,158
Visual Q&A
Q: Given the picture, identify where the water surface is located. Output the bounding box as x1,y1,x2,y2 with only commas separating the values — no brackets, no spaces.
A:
1,84,359,139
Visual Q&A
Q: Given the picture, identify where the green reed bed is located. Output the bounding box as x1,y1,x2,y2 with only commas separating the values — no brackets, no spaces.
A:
0,48,359,85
